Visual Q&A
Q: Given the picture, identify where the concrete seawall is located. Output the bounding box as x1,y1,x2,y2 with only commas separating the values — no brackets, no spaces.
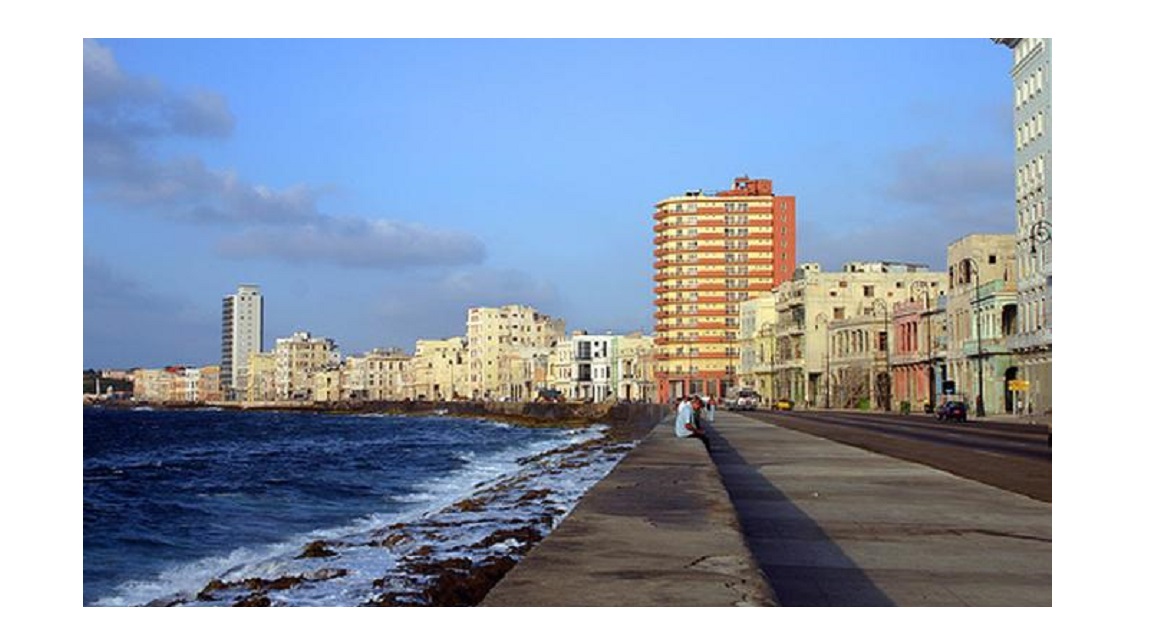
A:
115,399,670,432
481,413,777,606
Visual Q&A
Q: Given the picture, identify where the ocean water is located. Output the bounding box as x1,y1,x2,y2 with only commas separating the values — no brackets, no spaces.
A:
83,407,634,606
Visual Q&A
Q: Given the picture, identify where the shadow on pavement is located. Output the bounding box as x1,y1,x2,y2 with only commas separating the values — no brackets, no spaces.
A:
707,427,895,606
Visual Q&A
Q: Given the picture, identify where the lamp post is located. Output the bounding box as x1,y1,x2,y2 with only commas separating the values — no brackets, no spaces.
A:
815,312,831,409
911,280,935,411
958,257,986,417
871,298,891,411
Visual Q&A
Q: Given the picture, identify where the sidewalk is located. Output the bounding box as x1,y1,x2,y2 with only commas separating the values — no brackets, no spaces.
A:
481,417,774,606
709,410,1052,606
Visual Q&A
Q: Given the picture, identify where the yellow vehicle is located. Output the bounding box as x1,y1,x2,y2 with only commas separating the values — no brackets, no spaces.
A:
773,398,794,411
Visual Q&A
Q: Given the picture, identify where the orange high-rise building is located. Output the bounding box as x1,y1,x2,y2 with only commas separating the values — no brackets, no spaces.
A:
653,176,796,402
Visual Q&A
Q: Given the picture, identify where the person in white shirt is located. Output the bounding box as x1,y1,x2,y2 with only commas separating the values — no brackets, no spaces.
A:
674,396,710,450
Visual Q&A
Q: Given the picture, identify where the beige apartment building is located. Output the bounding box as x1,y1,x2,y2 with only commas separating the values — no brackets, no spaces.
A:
342,348,411,401
408,337,467,401
772,262,947,410
465,305,565,400
615,332,656,402
653,176,797,402
246,352,277,402
738,293,778,399
274,331,338,401
945,234,1018,417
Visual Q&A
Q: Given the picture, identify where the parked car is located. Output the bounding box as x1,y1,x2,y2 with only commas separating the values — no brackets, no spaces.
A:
725,389,760,411
773,398,794,411
935,400,967,422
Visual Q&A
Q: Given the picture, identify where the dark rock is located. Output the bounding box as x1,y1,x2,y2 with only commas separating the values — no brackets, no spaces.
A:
297,540,338,559
474,526,544,549
234,594,272,607
419,555,518,606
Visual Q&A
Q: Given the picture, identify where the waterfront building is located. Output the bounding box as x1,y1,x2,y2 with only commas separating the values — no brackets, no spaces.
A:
565,331,618,403
311,365,344,402
994,38,1052,416
221,284,264,400
890,291,947,413
408,337,467,401
615,332,656,403
245,352,277,402
273,331,338,401
465,305,565,400
772,262,945,409
132,368,167,403
343,348,411,401
738,294,778,398
826,312,888,410
652,176,797,402
945,234,1018,416
198,365,223,403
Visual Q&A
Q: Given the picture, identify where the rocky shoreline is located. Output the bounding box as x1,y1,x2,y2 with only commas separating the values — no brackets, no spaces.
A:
135,410,664,607
89,398,669,432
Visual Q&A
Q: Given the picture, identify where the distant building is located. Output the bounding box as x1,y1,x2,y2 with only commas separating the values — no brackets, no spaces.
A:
773,262,946,410
653,176,797,402
465,305,565,400
738,293,778,399
343,348,411,401
615,332,656,403
408,337,467,401
945,234,1017,417
995,37,1052,415
245,352,277,402
274,331,338,401
221,285,264,400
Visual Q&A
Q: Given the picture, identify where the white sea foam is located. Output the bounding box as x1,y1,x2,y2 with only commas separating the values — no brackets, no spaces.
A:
93,422,624,607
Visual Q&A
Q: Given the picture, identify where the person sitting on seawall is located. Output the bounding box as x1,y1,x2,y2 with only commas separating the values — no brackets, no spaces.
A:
674,395,711,451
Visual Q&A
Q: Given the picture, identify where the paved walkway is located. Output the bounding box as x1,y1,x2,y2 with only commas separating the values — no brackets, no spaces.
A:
709,410,1052,606
481,418,774,606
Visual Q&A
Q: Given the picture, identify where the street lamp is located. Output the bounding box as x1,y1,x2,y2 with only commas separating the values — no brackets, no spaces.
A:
910,280,935,411
815,312,831,409
871,298,892,412
958,257,986,417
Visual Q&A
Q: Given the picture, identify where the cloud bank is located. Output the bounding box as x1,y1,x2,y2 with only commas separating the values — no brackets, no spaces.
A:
83,39,485,270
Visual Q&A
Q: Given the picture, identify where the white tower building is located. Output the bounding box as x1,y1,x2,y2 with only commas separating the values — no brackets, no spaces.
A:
221,284,264,400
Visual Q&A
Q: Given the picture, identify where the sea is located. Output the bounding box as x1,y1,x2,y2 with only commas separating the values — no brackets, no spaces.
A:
83,406,637,607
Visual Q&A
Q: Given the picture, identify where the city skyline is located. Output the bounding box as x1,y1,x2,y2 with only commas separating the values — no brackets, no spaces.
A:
84,38,1016,370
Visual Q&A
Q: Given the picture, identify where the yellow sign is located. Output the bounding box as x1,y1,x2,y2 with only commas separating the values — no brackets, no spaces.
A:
1008,380,1030,391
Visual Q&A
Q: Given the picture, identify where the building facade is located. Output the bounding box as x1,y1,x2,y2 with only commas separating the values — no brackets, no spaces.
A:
653,176,797,402
465,305,565,400
273,331,338,401
615,332,656,402
221,284,264,400
773,262,946,410
945,234,1018,416
995,37,1052,416
408,337,467,401
737,294,778,397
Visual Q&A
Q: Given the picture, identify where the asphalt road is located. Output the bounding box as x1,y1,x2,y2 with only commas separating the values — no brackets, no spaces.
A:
735,409,1052,503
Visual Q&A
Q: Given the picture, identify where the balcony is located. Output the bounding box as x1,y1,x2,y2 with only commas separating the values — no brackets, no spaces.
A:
1007,328,1052,352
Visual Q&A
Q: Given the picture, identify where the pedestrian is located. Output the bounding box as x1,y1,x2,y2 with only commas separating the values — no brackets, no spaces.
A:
674,395,711,451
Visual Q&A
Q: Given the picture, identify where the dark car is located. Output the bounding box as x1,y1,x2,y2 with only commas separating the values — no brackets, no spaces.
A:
936,400,967,422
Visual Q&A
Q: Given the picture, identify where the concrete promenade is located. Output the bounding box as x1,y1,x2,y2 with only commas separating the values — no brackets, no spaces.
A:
481,414,776,606
483,409,1051,607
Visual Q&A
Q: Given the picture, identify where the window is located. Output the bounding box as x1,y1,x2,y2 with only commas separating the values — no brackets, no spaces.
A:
863,285,875,297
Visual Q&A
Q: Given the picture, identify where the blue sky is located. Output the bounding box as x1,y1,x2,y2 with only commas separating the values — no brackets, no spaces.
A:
84,38,1017,369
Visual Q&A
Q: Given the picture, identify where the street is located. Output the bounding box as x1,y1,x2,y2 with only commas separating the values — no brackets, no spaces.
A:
734,409,1052,503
